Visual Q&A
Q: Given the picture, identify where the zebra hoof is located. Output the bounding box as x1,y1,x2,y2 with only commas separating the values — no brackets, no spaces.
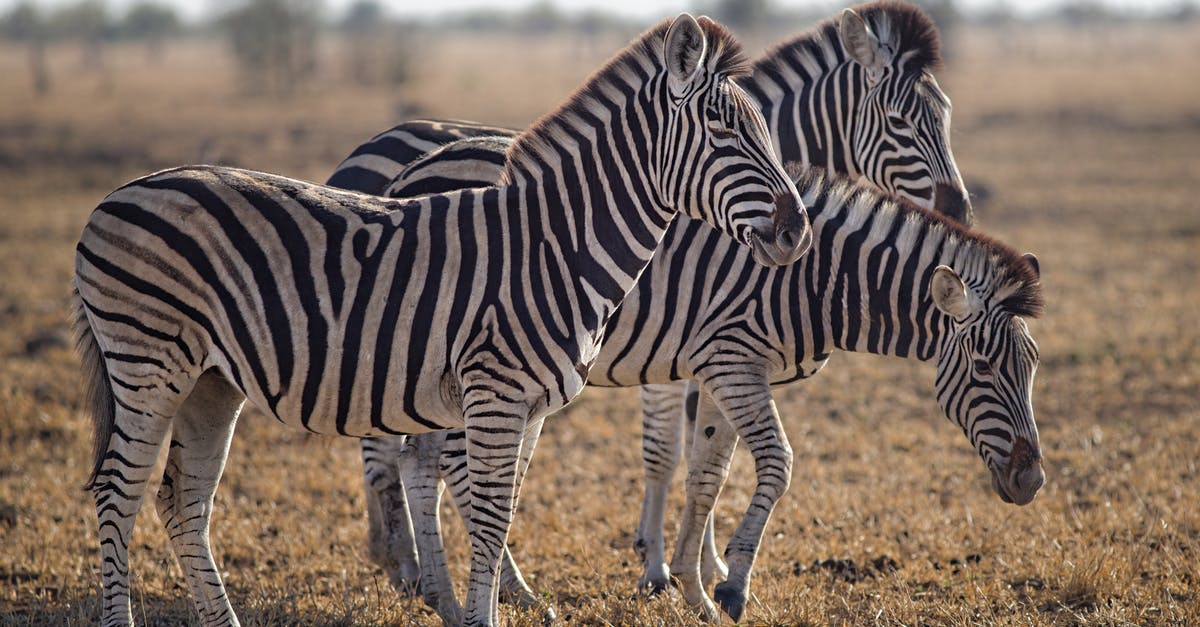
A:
712,581,746,622
388,574,422,599
636,576,670,597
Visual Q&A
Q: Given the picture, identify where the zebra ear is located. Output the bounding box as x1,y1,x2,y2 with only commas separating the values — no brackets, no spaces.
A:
931,265,972,320
1022,253,1041,280
665,13,707,86
839,9,884,70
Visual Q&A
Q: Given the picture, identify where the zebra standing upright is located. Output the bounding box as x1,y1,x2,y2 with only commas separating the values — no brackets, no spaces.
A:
381,150,1045,622
72,15,812,626
331,1,977,619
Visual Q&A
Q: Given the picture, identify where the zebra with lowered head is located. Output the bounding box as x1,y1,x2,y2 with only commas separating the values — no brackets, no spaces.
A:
335,1,977,619
71,14,810,627
376,146,1045,622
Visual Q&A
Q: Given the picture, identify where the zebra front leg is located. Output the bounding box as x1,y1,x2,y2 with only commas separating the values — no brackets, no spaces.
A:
708,381,792,622
400,431,463,625
668,390,736,623
155,370,245,626
361,436,422,596
461,392,536,627
634,382,688,594
439,429,553,622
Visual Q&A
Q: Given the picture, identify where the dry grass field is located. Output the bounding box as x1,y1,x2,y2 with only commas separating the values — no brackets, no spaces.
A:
1,19,1199,626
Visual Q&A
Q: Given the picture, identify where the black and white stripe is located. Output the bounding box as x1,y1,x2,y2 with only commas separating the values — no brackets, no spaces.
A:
72,15,808,627
336,3,976,619
329,3,969,222
383,162,1045,621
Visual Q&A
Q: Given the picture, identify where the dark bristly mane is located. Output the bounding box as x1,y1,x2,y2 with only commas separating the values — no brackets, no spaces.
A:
503,16,749,181
696,16,752,79
795,167,1043,319
755,1,943,77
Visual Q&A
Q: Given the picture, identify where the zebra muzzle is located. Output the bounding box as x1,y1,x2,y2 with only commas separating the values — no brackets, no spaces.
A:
991,435,1044,506
749,193,811,267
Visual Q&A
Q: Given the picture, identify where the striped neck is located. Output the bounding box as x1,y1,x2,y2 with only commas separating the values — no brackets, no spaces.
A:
497,23,680,339
799,174,1030,361
740,20,863,177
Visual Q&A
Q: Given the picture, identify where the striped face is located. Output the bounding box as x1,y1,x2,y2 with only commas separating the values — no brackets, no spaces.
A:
932,268,1044,505
854,70,971,224
839,9,972,225
658,15,810,268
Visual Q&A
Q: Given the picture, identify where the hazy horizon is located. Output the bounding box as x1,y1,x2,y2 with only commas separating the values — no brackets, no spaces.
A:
0,0,1188,25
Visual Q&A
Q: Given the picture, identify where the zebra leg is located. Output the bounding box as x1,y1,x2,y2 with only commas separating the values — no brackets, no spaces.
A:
91,403,173,627
154,370,245,626
499,418,556,622
361,436,422,596
707,380,792,622
436,429,553,621
668,390,736,622
633,382,687,594
396,431,462,625
460,393,534,627
681,381,729,590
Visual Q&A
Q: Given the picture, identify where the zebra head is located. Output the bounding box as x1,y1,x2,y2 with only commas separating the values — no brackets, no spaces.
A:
658,14,811,267
930,255,1044,505
839,6,973,226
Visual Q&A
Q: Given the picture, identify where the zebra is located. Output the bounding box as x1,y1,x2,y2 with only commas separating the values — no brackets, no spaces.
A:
71,15,811,627
329,2,971,224
333,1,976,618
367,144,1045,622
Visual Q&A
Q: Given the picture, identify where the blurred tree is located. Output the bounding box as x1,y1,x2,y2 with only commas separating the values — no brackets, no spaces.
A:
519,0,563,34
223,0,320,95
1162,0,1199,20
0,2,50,94
338,0,412,87
48,0,113,70
1056,0,1118,24
341,0,383,31
706,0,773,31
119,2,181,58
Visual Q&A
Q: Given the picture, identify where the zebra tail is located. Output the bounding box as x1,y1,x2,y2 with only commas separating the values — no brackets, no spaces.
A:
72,286,114,492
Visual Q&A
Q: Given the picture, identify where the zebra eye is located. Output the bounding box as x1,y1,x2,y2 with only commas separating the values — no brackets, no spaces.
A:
707,120,737,141
973,358,993,376
889,114,911,130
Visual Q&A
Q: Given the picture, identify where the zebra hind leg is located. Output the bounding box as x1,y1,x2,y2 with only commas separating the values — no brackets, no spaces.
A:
361,436,422,596
90,402,174,627
668,390,737,623
154,369,245,626
401,431,463,625
633,382,687,595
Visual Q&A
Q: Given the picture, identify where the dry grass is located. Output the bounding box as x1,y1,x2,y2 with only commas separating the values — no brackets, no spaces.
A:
1,21,1199,626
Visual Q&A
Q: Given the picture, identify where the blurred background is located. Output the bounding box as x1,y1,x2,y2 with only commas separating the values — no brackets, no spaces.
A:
1,0,1198,184
1,0,1198,624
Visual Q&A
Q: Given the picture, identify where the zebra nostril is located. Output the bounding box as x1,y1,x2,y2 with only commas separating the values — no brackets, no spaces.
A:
773,193,810,251
934,182,973,227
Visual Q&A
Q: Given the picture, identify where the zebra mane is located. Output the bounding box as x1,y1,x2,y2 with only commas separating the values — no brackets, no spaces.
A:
502,17,749,181
795,168,1043,319
754,1,943,77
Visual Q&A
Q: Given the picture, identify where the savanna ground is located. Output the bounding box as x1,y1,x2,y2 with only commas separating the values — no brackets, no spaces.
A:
1,19,1198,626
